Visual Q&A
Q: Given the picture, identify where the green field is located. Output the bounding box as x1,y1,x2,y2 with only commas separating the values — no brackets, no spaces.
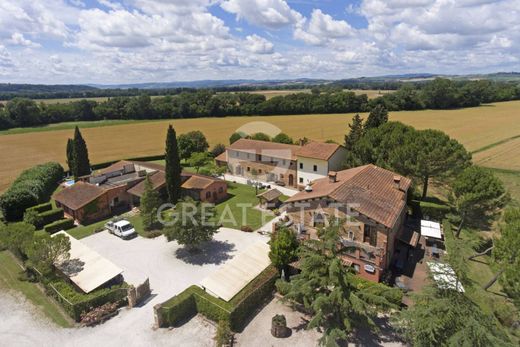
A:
0,251,72,327
1,100,519,195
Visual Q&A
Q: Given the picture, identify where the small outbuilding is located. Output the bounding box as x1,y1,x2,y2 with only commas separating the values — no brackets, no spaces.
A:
257,188,283,209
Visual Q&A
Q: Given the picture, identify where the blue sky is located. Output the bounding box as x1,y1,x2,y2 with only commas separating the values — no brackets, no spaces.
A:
0,0,518,84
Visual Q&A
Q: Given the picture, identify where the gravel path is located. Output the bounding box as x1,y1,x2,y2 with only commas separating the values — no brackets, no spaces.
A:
0,292,215,347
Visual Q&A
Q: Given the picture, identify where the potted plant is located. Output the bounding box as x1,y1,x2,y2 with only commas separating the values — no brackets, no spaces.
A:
271,314,289,338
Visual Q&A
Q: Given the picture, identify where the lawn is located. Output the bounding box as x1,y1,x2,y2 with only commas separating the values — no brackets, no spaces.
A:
66,218,109,240
490,168,520,205
2,100,520,192
0,251,72,328
215,182,274,230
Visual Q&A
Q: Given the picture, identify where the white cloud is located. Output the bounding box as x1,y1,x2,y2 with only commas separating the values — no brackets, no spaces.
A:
9,33,41,48
220,0,302,29
294,9,354,46
245,34,274,54
0,0,519,83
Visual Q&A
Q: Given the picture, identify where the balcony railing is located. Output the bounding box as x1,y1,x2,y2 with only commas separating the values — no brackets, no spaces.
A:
339,238,384,264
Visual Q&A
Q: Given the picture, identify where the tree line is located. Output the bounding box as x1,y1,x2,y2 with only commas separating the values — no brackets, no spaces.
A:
1,78,519,130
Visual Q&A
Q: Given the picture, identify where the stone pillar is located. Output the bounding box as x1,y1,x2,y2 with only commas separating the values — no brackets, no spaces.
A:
153,304,164,328
127,285,137,308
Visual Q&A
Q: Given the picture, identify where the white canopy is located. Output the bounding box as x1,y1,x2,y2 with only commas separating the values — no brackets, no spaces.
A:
421,220,442,239
53,231,123,293
427,262,464,292
200,242,270,302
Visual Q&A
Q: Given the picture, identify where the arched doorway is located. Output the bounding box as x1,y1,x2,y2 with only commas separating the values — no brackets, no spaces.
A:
288,174,294,187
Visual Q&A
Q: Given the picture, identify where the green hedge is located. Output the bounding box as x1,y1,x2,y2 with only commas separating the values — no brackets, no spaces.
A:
26,202,52,214
43,278,128,321
39,208,64,226
410,199,451,220
158,266,278,331
0,162,64,221
44,218,75,234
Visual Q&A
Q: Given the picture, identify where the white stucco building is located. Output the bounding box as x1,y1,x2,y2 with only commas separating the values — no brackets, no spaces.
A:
295,142,348,187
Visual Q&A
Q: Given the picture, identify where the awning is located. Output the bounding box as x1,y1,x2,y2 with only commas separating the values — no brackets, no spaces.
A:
53,231,123,293
200,242,270,302
427,262,464,293
421,220,442,239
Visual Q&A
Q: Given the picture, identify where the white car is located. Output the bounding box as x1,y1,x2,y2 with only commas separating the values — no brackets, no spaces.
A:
105,220,137,240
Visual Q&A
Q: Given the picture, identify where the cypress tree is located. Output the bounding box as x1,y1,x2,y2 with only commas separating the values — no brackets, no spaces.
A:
344,113,364,150
72,126,90,179
66,138,74,175
364,105,389,130
140,174,161,230
165,125,182,203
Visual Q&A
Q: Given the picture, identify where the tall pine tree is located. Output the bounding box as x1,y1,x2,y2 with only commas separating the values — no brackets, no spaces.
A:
165,125,182,203
72,126,90,179
364,105,389,130
66,138,74,175
344,113,364,150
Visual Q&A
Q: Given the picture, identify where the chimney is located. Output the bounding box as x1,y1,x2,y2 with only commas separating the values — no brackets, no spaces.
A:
393,175,401,189
328,171,337,183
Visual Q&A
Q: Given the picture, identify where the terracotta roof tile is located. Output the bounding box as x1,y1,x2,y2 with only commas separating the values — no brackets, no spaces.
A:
257,188,282,201
127,171,166,197
286,165,411,228
227,139,301,160
181,173,224,190
297,141,342,160
53,181,106,210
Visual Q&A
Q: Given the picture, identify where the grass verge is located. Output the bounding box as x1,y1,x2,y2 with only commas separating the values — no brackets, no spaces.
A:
0,251,72,327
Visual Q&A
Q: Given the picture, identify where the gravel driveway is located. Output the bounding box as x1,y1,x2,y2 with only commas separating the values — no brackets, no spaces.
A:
1,228,269,347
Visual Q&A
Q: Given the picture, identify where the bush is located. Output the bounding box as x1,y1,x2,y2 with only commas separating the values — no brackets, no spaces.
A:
410,199,451,220
159,288,197,326
272,314,286,327
0,162,64,221
23,209,43,228
44,218,74,234
42,277,127,321
26,202,52,213
38,208,64,226
493,301,518,328
241,225,253,233
275,279,291,295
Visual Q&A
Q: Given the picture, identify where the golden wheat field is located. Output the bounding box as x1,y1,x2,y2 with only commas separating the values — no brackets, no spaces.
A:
1,100,519,192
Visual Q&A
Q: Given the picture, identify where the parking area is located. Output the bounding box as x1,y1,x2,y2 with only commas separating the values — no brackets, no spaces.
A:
81,227,269,305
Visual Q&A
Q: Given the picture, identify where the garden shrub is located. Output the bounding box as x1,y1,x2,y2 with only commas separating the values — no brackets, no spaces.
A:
0,162,64,221
159,287,197,326
26,202,52,213
43,277,128,321
352,276,403,307
23,209,44,228
275,279,291,295
38,208,64,226
44,218,74,234
410,199,451,221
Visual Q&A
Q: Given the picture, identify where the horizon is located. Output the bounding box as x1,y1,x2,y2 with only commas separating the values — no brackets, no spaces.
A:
1,1,519,85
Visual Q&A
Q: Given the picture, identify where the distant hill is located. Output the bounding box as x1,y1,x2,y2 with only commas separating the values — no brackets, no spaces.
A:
89,78,330,90
1,72,518,100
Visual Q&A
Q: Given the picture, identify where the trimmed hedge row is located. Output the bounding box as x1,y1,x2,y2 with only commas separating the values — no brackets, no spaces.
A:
410,199,451,220
39,208,64,226
43,278,128,321
0,162,64,221
26,202,52,213
44,218,75,234
158,266,278,331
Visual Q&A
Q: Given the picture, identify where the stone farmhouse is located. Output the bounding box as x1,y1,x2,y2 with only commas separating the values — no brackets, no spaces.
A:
54,160,227,224
215,138,347,189
284,165,411,282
